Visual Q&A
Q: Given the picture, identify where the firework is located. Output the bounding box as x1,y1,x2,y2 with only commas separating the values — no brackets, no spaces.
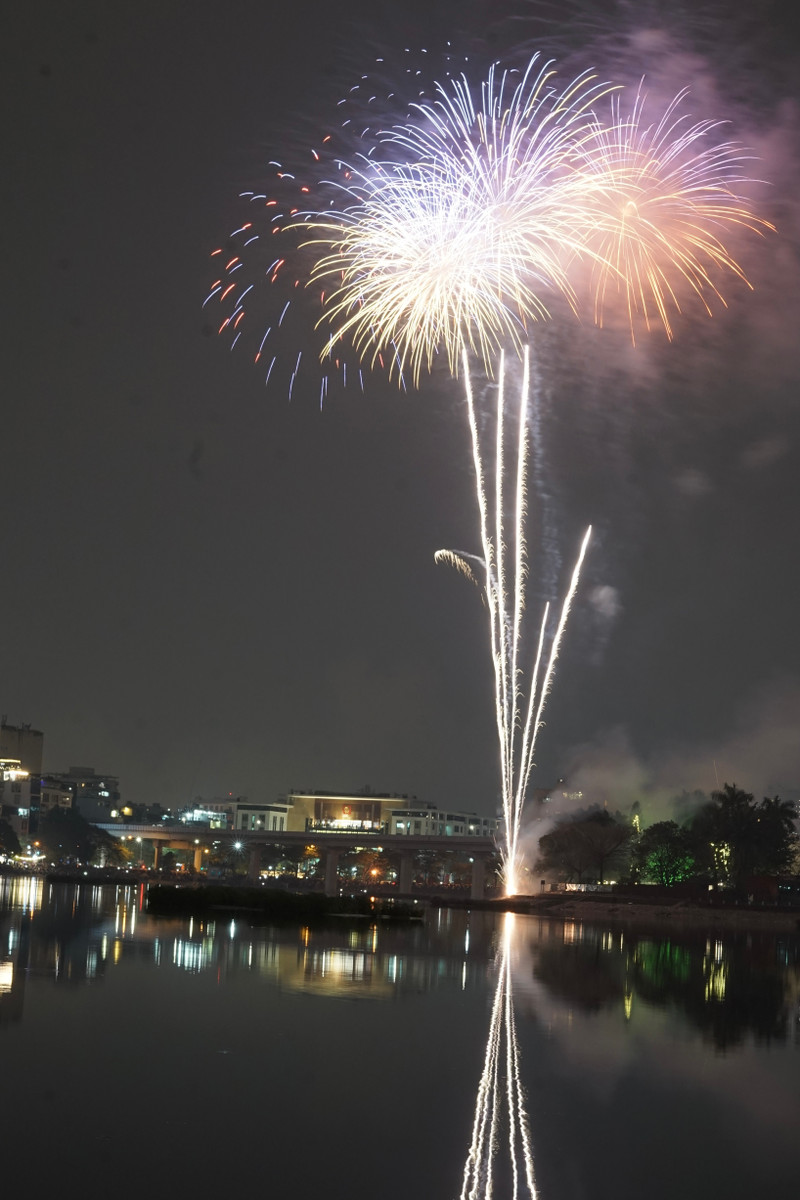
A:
209,54,770,387
204,46,478,403
203,164,367,406
438,350,591,895
210,52,770,894
301,56,615,384
583,87,772,340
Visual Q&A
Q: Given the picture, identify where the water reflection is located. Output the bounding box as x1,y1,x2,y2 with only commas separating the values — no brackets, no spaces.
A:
461,912,537,1200
527,919,800,1050
457,911,800,1196
0,876,495,1020
2,876,800,1198
3,876,799,1052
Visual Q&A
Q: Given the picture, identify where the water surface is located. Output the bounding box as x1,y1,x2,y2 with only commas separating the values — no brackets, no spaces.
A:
2,876,798,1199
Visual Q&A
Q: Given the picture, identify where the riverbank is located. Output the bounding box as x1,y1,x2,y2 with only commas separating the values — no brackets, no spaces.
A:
6,866,799,932
436,891,800,933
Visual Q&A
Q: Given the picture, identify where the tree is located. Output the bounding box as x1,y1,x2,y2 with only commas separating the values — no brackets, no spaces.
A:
414,849,452,885
37,807,128,866
536,811,634,884
691,784,798,889
339,848,392,885
752,795,798,876
0,819,21,857
633,821,696,886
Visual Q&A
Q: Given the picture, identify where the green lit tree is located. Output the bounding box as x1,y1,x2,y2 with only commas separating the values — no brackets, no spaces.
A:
633,821,697,886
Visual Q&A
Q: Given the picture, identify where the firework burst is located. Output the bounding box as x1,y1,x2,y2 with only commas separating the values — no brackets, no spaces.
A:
583,87,773,340
302,56,615,384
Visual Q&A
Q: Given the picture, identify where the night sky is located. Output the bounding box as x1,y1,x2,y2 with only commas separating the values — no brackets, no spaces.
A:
4,1,799,818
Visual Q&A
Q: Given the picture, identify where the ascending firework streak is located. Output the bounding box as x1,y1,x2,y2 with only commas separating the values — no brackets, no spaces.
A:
436,350,590,896
461,913,536,1200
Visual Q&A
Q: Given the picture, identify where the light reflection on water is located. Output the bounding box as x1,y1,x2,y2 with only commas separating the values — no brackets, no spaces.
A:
2,873,799,1041
460,912,537,1199
1,876,799,1199
0,876,488,1001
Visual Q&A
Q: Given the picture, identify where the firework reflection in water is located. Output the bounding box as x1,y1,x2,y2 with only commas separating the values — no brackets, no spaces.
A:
461,912,537,1200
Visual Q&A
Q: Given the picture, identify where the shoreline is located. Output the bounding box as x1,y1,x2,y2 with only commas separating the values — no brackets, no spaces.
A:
4,867,799,932
438,892,800,933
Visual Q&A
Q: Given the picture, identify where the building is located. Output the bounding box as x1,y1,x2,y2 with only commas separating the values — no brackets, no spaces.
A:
389,804,499,838
284,789,499,838
142,786,497,843
0,758,31,839
179,797,292,833
44,767,120,822
0,721,43,829
284,788,418,833
39,776,75,816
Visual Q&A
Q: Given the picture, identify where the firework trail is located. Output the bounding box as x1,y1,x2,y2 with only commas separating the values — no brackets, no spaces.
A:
438,349,591,895
461,913,537,1200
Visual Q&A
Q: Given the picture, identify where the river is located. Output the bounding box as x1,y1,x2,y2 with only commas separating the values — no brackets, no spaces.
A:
1,874,798,1199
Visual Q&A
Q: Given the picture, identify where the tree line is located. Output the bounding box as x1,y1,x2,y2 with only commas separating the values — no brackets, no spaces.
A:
534,784,799,891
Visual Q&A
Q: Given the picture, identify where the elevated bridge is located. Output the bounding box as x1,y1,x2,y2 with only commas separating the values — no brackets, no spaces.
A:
94,824,498,899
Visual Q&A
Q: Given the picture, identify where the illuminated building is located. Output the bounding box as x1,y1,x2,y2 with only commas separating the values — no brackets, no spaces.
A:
180,797,292,832
390,805,499,837
0,758,31,837
0,720,43,829
285,787,417,833
284,789,499,837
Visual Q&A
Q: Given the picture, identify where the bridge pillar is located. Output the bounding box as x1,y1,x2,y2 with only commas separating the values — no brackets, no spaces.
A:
247,845,262,882
193,845,204,873
323,848,341,897
470,855,486,901
152,843,161,869
398,850,414,895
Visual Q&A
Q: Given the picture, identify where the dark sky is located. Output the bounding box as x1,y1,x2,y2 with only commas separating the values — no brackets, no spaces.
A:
3,1,799,817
